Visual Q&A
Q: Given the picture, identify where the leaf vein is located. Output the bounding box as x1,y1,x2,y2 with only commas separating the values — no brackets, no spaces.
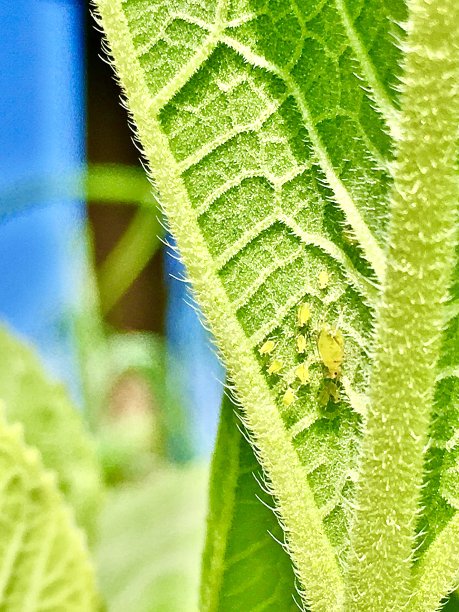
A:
220,34,386,282
333,0,399,137
150,0,228,113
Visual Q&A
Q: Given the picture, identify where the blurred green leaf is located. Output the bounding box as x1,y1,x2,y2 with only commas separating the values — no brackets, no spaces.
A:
443,591,459,611
200,394,297,611
96,463,208,612
0,412,99,610
106,332,194,464
0,325,103,540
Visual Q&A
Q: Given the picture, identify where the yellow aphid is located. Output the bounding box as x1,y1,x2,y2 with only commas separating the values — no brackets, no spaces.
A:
329,382,340,403
259,339,276,355
296,334,307,354
317,325,344,379
297,303,311,327
295,363,310,385
267,359,283,375
283,387,296,406
318,270,329,290
319,381,340,406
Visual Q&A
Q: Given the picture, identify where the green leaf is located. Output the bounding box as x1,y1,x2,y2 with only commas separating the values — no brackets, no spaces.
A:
94,0,388,604
96,463,208,612
201,393,297,611
0,411,98,610
443,591,459,611
0,325,103,540
93,0,459,609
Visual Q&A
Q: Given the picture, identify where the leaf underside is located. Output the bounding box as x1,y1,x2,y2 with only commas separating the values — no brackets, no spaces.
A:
94,0,459,607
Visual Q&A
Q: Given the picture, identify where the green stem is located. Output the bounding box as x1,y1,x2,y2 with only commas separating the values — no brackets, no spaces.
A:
73,226,108,430
347,1,459,609
98,207,163,314
0,164,156,217
85,163,154,206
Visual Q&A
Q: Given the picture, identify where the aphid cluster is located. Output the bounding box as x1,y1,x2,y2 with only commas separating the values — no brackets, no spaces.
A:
258,269,345,411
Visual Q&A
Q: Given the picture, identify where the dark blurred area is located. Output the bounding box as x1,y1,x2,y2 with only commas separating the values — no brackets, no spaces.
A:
86,9,166,333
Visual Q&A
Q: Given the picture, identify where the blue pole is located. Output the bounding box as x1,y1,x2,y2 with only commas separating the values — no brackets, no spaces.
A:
0,1,85,401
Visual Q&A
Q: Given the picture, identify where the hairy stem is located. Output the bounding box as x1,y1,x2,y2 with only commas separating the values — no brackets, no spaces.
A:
346,0,459,609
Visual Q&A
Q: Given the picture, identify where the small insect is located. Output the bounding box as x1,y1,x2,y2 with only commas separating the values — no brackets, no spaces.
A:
295,363,310,385
297,302,311,327
296,334,307,354
259,339,276,355
317,325,344,379
267,359,283,375
282,387,296,406
318,380,340,406
318,270,329,290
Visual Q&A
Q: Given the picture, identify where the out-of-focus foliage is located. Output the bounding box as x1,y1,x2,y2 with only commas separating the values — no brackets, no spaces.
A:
96,462,208,612
0,163,157,218
444,592,459,610
0,163,164,320
0,411,99,610
106,332,194,461
95,331,194,485
0,325,103,540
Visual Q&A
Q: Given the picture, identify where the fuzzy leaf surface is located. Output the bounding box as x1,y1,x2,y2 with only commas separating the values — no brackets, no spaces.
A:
94,0,459,608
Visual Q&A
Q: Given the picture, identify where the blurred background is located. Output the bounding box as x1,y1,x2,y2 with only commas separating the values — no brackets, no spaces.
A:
0,1,223,609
